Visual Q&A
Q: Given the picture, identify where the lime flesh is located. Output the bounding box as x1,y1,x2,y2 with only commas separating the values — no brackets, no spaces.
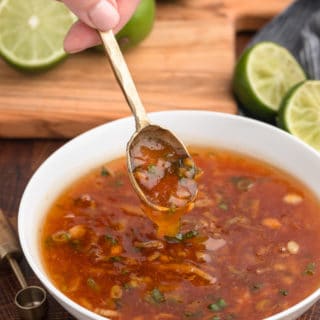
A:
233,42,306,121
0,0,75,71
278,80,320,151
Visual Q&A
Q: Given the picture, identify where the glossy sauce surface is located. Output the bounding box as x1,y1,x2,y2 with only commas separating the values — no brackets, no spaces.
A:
130,136,198,211
40,147,320,320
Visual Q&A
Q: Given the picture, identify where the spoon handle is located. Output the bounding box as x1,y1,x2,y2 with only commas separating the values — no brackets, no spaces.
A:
7,254,28,289
99,30,149,131
0,209,22,263
0,209,27,288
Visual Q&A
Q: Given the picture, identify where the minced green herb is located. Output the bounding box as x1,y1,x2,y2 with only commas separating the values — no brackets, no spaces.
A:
164,230,198,243
279,289,288,296
184,311,203,318
151,288,165,303
304,262,316,275
251,283,263,292
218,202,228,211
109,256,123,262
208,298,227,312
101,166,110,176
87,277,98,290
147,164,156,174
105,234,118,245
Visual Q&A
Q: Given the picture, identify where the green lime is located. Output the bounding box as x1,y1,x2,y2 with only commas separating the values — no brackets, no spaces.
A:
116,0,156,50
233,41,306,122
0,0,76,71
277,80,320,151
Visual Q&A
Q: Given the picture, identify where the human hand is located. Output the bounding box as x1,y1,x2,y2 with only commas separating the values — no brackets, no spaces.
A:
61,0,141,53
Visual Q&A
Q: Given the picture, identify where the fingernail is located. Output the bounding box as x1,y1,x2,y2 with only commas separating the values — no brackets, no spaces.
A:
88,0,120,31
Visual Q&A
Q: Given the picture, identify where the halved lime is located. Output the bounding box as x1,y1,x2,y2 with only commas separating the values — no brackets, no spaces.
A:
233,42,306,122
0,0,76,71
277,80,320,151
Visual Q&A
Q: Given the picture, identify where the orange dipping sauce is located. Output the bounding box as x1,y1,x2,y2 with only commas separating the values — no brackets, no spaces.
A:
40,147,320,320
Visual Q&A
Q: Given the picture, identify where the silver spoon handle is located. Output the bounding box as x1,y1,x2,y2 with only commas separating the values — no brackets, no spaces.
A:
7,254,28,289
99,30,149,131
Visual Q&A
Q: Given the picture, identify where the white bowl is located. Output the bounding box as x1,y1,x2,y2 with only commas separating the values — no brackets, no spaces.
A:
18,110,320,320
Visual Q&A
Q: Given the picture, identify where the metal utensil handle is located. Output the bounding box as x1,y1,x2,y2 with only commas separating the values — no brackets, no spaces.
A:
7,254,28,289
99,30,149,131
0,209,21,262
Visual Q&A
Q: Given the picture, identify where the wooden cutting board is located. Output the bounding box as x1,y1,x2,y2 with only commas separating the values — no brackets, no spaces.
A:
0,0,291,138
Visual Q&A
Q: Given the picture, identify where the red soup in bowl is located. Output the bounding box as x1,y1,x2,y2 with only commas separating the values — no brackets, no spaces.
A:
40,146,320,320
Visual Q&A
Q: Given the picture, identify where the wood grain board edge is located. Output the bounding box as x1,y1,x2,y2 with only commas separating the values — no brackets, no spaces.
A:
0,0,292,138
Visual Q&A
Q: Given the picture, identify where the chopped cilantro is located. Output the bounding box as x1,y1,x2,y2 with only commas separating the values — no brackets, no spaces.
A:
109,256,123,262
218,202,228,211
164,230,198,243
101,166,110,176
208,304,220,312
69,239,81,251
251,283,263,292
87,277,98,290
123,282,132,290
165,234,183,244
147,164,156,174
208,298,227,312
304,262,316,275
44,236,54,247
151,288,165,303
121,269,130,275
105,234,118,245
183,230,199,239
184,311,203,318
279,289,288,296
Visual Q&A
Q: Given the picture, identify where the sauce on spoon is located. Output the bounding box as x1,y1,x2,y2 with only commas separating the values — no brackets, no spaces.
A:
99,30,198,230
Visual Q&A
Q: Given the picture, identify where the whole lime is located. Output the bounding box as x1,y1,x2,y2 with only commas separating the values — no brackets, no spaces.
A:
116,0,156,50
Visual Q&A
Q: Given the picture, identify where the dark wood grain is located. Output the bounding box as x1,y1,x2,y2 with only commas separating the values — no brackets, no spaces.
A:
0,139,74,319
0,32,319,320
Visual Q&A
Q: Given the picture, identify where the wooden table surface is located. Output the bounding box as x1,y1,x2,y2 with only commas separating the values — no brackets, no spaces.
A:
1,34,320,320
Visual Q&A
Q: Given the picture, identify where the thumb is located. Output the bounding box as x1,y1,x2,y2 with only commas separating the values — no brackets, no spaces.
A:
62,0,120,31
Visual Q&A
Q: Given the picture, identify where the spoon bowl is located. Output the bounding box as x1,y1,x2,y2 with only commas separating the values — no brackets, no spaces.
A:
127,124,198,211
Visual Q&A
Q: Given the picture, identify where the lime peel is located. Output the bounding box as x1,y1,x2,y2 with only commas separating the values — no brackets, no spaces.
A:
116,0,155,51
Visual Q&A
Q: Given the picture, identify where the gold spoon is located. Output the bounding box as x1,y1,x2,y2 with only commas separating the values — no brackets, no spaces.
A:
99,30,198,212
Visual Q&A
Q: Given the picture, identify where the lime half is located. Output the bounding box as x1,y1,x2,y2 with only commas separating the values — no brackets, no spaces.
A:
0,0,76,71
277,80,320,151
233,42,306,121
